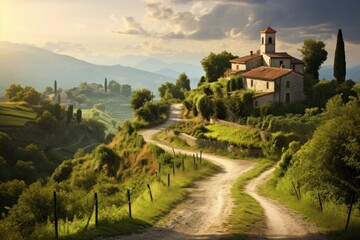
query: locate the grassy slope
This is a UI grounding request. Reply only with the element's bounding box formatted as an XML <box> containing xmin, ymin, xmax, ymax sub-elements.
<box><xmin>55</xmin><ymin>158</ymin><xmax>220</xmax><ymax>240</ymax></box>
<box><xmin>204</xmin><ymin>124</ymin><xmax>262</xmax><ymax>148</ymax></box>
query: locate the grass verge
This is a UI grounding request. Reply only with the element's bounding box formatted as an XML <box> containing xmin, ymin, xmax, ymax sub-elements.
<box><xmin>258</xmin><ymin>168</ymin><xmax>360</xmax><ymax>240</ymax></box>
<box><xmin>222</xmin><ymin>159</ymin><xmax>274</xmax><ymax>239</ymax></box>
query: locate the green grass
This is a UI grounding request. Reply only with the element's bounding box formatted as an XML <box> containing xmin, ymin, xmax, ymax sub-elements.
<box><xmin>204</xmin><ymin>124</ymin><xmax>262</xmax><ymax>148</ymax></box>
<box><xmin>45</xmin><ymin>158</ymin><xmax>220</xmax><ymax>240</ymax></box>
<box><xmin>0</xmin><ymin>102</ymin><xmax>37</xmax><ymax>126</ymax></box>
<box><xmin>259</xmin><ymin>169</ymin><xmax>360</xmax><ymax>240</ymax></box>
<box><xmin>223</xmin><ymin>159</ymin><xmax>274</xmax><ymax>239</ymax></box>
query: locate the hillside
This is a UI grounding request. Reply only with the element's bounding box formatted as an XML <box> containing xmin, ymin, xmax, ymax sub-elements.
<box><xmin>0</xmin><ymin>42</ymin><xmax>174</xmax><ymax>95</ymax></box>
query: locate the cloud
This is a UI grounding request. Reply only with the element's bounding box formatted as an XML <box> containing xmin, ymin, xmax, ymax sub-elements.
<box><xmin>43</xmin><ymin>41</ymin><xmax>91</xmax><ymax>55</ymax></box>
<box><xmin>109</xmin><ymin>14</ymin><xmax>119</xmax><ymax>22</ymax></box>
<box><xmin>116</xmin><ymin>16</ymin><xmax>150</xmax><ymax>36</ymax></box>
<box><xmin>116</xmin><ymin>0</ymin><xmax>360</xmax><ymax>45</ymax></box>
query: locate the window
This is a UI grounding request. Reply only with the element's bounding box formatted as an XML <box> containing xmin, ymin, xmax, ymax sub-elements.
<box><xmin>268</xmin><ymin>37</ymin><xmax>272</xmax><ymax>44</ymax></box>
<box><xmin>266</xmin><ymin>82</ymin><xmax>269</xmax><ymax>89</ymax></box>
<box><xmin>286</xmin><ymin>93</ymin><xmax>290</xmax><ymax>103</ymax></box>
<box><xmin>286</xmin><ymin>81</ymin><xmax>290</xmax><ymax>88</ymax></box>
<box><xmin>262</xmin><ymin>37</ymin><xmax>264</xmax><ymax>44</ymax></box>
<box><xmin>251</xmin><ymin>79</ymin><xmax>253</xmax><ymax>87</ymax></box>
<box><xmin>280</xmin><ymin>60</ymin><xmax>283</xmax><ymax>65</ymax></box>
<box><xmin>236</xmin><ymin>65</ymin><xmax>239</xmax><ymax>70</ymax></box>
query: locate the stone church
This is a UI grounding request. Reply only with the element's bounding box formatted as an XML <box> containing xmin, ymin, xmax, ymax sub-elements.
<box><xmin>226</xmin><ymin>26</ymin><xmax>305</xmax><ymax>107</ymax></box>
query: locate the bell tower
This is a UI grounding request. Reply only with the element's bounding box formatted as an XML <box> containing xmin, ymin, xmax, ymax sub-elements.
<box><xmin>260</xmin><ymin>26</ymin><xmax>276</xmax><ymax>54</ymax></box>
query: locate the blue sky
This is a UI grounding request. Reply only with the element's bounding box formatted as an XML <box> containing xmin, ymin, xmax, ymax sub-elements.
<box><xmin>1</xmin><ymin>0</ymin><xmax>359</xmax><ymax>66</ymax></box>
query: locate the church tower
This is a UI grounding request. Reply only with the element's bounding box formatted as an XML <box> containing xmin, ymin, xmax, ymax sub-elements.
<box><xmin>260</xmin><ymin>26</ymin><xmax>276</xmax><ymax>53</ymax></box>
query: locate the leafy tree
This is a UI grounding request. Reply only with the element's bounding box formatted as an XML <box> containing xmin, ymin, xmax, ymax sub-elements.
<box><xmin>5</xmin><ymin>84</ymin><xmax>23</xmax><ymax>101</ymax></box>
<box><xmin>121</xmin><ymin>84</ymin><xmax>132</xmax><ymax>97</ymax></box>
<box><xmin>201</xmin><ymin>51</ymin><xmax>237</xmax><ymax>82</ymax></box>
<box><xmin>36</xmin><ymin>110</ymin><xmax>58</xmax><ymax>133</ymax></box>
<box><xmin>76</xmin><ymin>109</ymin><xmax>82</xmax><ymax>124</ymax></box>
<box><xmin>213</xmin><ymin>98</ymin><xmax>227</xmax><ymax>119</ymax></box>
<box><xmin>0</xmin><ymin>180</ymin><xmax>26</xmax><ymax>216</ymax></box>
<box><xmin>130</xmin><ymin>89</ymin><xmax>154</xmax><ymax>110</ymax></box>
<box><xmin>44</xmin><ymin>86</ymin><xmax>53</xmax><ymax>94</ymax></box>
<box><xmin>299</xmin><ymin>39</ymin><xmax>328</xmax><ymax>80</ymax></box>
<box><xmin>108</xmin><ymin>80</ymin><xmax>121</xmax><ymax>94</ymax></box>
<box><xmin>159</xmin><ymin>82</ymin><xmax>176</xmax><ymax>98</ymax></box>
<box><xmin>66</xmin><ymin>104</ymin><xmax>74</xmax><ymax>125</ymax></box>
<box><xmin>311</xmin><ymin>80</ymin><xmax>336</xmax><ymax>108</ymax></box>
<box><xmin>175</xmin><ymin>72</ymin><xmax>191</xmax><ymax>91</ymax></box>
<box><xmin>196</xmin><ymin>94</ymin><xmax>213</xmax><ymax>121</ymax></box>
<box><xmin>334</xmin><ymin>29</ymin><xmax>346</xmax><ymax>84</ymax></box>
<box><xmin>288</xmin><ymin>96</ymin><xmax>360</xmax><ymax>226</ymax></box>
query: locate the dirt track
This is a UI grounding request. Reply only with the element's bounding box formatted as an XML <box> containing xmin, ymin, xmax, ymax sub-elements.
<box><xmin>100</xmin><ymin>104</ymin><xmax>323</xmax><ymax>240</ymax></box>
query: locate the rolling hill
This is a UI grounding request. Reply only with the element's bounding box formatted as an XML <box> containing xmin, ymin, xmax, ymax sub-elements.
<box><xmin>0</xmin><ymin>42</ymin><xmax>174</xmax><ymax>96</ymax></box>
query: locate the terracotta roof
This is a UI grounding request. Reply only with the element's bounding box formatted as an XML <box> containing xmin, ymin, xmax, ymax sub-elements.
<box><xmin>260</xmin><ymin>26</ymin><xmax>277</xmax><ymax>33</ymax></box>
<box><xmin>230</xmin><ymin>53</ymin><xmax>261</xmax><ymax>64</ymax></box>
<box><xmin>242</xmin><ymin>66</ymin><xmax>293</xmax><ymax>81</ymax></box>
<box><xmin>291</xmin><ymin>57</ymin><xmax>303</xmax><ymax>64</ymax></box>
<box><xmin>264</xmin><ymin>52</ymin><xmax>292</xmax><ymax>59</ymax></box>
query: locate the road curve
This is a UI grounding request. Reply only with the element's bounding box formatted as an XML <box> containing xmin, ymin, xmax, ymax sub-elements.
<box><xmin>100</xmin><ymin>104</ymin><xmax>323</xmax><ymax>240</ymax></box>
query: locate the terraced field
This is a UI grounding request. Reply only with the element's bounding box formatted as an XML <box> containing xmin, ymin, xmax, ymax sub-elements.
<box><xmin>0</xmin><ymin>102</ymin><xmax>37</xmax><ymax>126</ymax></box>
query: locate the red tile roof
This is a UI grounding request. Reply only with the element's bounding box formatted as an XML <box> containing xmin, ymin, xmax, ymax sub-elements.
<box><xmin>230</xmin><ymin>53</ymin><xmax>261</xmax><ymax>63</ymax></box>
<box><xmin>242</xmin><ymin>66</ymin><xmax>292</xmax><ymax>81</ymax></box>
<box><xmin>260</xmin><ymin>26</ymin><xmax>277</xmax><ymax>33</ymax></box>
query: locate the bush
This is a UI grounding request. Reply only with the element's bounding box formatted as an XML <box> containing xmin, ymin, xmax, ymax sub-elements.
<box><xmin>36</xmin><ymin>110</ymin><xmax>58</xmax><ymax>133</ymax></box>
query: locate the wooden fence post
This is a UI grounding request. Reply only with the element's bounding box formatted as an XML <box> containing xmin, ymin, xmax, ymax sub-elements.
<box><xmin>168</xmin><ymin>173</ymin><xmax>170</xmax><ymax>187</ymax></box>
<box><xmin>172</xmin><ymin>161</ymin><xmax>175</xmax><ymax>176</ymax></box>
<box><xmin>127</xmin><ymin>189</ymin><xmax>132</xmax><ymax>218</ymax></box>
<box><xmin>147</xmin><ymin>184</ymin><xmax>153</xmax><ymax>202</ymax></box>
<box><xmin>317</xmin><ymin>192</ymin><xmax>323</xmax><ymax>212</ymax></box>
<box><xmin>182</xmin><ymin>156</ymin><xmax>185</xmax><ymax>171</ymax></box>
<box><xmin>291</xmin><ymin>181</ymin><xmax>300</xmax><ymax>200</ymax></box>
<box><xmin>53</xmin><ymin>191</ymin><xmax>58</xmax><ymax>240</ymax></box>
<box><xmin>94</xmin><ymin>193</ymin><xmax>98</xmax><ymax>227</ymax></box>
<box><xmin>345</xmin><ymin>192</ymin><xmax>356</xmax><ymax>230</ymax></box>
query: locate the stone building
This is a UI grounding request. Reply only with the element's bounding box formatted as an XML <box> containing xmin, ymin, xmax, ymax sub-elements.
<box><xmin>226</xmin><ymin>26</ymin><xmax>305</xmax><ymax>106</ymax></box>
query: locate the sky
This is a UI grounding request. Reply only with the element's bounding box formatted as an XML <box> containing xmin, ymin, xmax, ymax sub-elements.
<box><xmin>1</xmin><ymin>0</ymin><xmax>360</xmax><ymax>67</ymax></box>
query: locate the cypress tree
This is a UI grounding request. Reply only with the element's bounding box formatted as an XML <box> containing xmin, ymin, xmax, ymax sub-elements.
<box><xmin>105</xmin><ymin>78</ymin><xmax>108</xmax><ymax>93</ymax></box>
<box><xmin>54</xmin><ymin>103</ymin><xmax>61</xmax><ymax>121</ymax></box>
<box><xmin>54</xmin><ymin>80</ymin><xmax>57</xmax><ymax>95</ymax></box>
<box><xmin>76</xmin><ymin>109</ymin><xmax>82</xmax><ymax>124</ymax></box>
<box><xmin>334</xmin><ymin>29</ymin><xmax>346</xmax><ymax>84</ymax></box>
<box><xmin>66</xmin><ymin>105</ymin><xmax>73</xmax><ymax>125</ymax></box>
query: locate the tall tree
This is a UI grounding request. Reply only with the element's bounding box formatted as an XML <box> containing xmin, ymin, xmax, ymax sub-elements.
<box><xmin>54</xmin><ymin>80</ymin><xmax>57</xmax><ymax>96</ymax></box>
<box><xmin>334</xmin><ymin>29</ymin><xmax>346</xmax><ymax>84</ymax></box>
<box><xmin>196</xmin><ymin>94</ymin><xmax>213</xmax><ymax>121</ymax></box>
<box><xmin>76</xmin><ymin>109</ymin><xmax>82</xmax><ymax>124</ymax></box>
<box><xmin>201</xmin><ymin>51</ymin><xmax>237</xmax><ymax>82</ymax></box>
<box><xmin>104</xmin><ymin>78</ymin><xmax>108</xmax><ymax>93</ymax></box>
<box><xmin>299</xmin><ymin>39</ymin><xmax>328</xmax><ymax>80</ymax></box>
<box><xmin>66</xmin><ymin>105</ymin><xmax>74</xmax><ymax>125</ymax></box>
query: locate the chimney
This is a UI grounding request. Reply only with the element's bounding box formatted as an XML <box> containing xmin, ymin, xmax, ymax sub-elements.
<box><xmin>250</xmin><ymin>50</ymin><xmax>253</xmax><ymax>55</ymax></box>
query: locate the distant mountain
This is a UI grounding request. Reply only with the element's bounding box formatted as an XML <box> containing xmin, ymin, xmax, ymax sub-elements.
<box><xmin>0</xmin><ymin>42</ymin><xmax>174</xmax><ymax>95</ymax></box>
<box><xmin>319</xmin><ymin>65</ymin><xmax>360</xmax><ymax>82</ymax></box>
<box><xmin>135</xmin><ymin>57</ymin><xmax>204</xmax><ymax>88</ymax></box>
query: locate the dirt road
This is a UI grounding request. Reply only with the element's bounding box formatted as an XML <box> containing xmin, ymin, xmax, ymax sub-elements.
<box><xmin>101</xmin><ymin>104</ymin><xmax>322</xmax><ymax>240</ymax></box>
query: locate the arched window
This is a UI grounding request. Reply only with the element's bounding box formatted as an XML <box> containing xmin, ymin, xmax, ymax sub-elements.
<box><xmin>268</xmin><ymin>37</ymin><xmax>272</xmax><ymax>44</ymax></box>
<box><xmin>262</xmin><ymin>37</ymin><xmax>264</xmax><ymax>44</ymax></box>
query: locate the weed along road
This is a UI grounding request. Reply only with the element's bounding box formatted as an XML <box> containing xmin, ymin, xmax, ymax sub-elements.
<box><xmin>102</xmin><ymin>104</ymin><xmax>322</xmax><ymax>240</ymax></box>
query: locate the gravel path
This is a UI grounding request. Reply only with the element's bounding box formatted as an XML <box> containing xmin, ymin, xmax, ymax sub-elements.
<box><xmin>99</xmin><ymin>104</ymin><xmax>323</xmax><ymax>240</ymax></box>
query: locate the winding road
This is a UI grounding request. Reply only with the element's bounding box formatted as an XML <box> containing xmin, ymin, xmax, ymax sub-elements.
<box><xmin>101</xmin><ymin>104</ymin><xmax>323</xmax><ymax>240</ymax></box>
